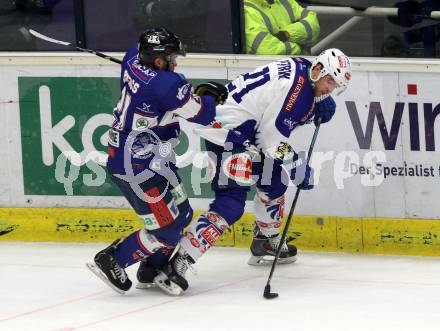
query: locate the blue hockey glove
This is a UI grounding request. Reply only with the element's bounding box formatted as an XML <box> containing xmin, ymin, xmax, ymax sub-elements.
<box><xmin>314</xmin><ymin>95</ymin><xmax>336</xmax><ymax>126</ymax></box>
<box><xmin>289</xmin><ymin>154</ymin><xmax>314</xmax><ymax>190</ymax></box>
<box><xmin>296</xmin><ymin>164</ymin><xmax>314</xmax><ymax>190</ymax></box>
<box><xmin>281</xmin><ymin>149</ymin><xmax>314</xmax><ymax>190</ymax></box>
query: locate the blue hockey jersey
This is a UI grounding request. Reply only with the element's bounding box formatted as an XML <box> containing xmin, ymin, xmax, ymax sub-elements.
<box><xmin>107</xmin><ymin>46</ymin><xmax>217</xmax><ymax>174</ymax></box>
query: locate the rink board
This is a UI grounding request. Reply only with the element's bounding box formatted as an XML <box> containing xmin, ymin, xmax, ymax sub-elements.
<box><xmin>1</xmin><ymin>54</ymin><xmax>440</xmax><ymax>256</ymax></box>
<box><xmin>1</xmin><ymin>208</ymin><xmax>440</xmax><ymax>257</ymax></box>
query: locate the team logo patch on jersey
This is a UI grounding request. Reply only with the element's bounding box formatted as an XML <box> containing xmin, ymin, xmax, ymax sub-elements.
<box><xmin>271</xmin><ymin>142</ymin><xmax>296</xmax><ymax>161</ymax></box>
<box><xmin>222</xmin><ymin>153</ymin><xmax>253</xmax><ymax>184</ymax></box>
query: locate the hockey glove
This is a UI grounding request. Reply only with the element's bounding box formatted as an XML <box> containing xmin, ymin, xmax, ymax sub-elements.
<box><xmin>288</xmin><ymin>153</ymin><xmax>314</xmax><ymax>190</ymax></box>
<box><xmin>296</xmin><ymin>165</ymin><xmax>314</xmax><ymax>190</ymax></box>
<box><xmin>314</xmin><ymin>95</ymin><xmax>336</xmax><ymax>126</ymax></box>
<box><xmin>194</xmin><ymin>81</ymin><xmax>228</xmax><ymax>105</ymax></box>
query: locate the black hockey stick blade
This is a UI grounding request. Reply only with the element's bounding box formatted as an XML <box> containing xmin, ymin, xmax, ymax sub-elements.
<box><xmin>263</xmin><ymin>284</ymin><xmax>279</xmax><ymax>299</ymax></box>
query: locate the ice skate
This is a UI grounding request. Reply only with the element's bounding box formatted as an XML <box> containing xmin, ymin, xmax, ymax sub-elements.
<box><xmin>86</xmin><ymin>239</ymin><xmax>132</xmax><ymax>294</ymax></box>
<box><xmin>248</xmin><ymin>226</ymin><xmax>297</xmax><ymax>266</ymax></box>
<box><xmin>136</xmin><ymin>260</ymin><xmax>159</xmax><ymax>289</ymax></box>
<box><xmin>154</xmin><ymin>249</ymin><xmax>195</xmax><ymax>296</ymax></box>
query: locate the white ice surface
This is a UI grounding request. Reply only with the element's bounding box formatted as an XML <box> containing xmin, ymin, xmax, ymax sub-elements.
<box><xmin>1</xmin><ymin>242</ymin><xmax>440</xmax><ymax>331</ymax></box>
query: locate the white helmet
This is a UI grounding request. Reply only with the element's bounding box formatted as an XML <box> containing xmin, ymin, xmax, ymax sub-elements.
<box><xmin>310</xmin><ymin>48</ymin><xmax>352</xmax><ymax>95</ymax></box>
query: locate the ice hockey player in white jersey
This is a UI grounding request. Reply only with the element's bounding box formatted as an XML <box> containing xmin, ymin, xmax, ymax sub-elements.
<box><xmin>153</xmin><ymin>48</ymin><xmax>352</xmax><ymax>295</ymax></box>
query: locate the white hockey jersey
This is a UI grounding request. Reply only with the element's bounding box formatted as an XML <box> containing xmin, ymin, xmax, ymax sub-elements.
<box><xmin>194</xmin><ymin>57</ymin><xmax>316</xmax><ymax>159</ymax></box>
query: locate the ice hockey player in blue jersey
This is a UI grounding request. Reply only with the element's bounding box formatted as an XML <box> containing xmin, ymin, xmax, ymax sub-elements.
<box><xmin>86</xmin><ymin>28</ymin><xmax>228</xmax><ymax>294</ymax></box>
<box><xmin>154</xmin><ymin>48</ymin><xmax>352</xmax><ymax>295</ymax></box>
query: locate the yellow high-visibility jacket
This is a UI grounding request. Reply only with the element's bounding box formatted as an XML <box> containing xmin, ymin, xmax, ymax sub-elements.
<box><xmin>244</xmin><ymin>0</ymin><xmax>320</xmax><ymax>55</ymax></box>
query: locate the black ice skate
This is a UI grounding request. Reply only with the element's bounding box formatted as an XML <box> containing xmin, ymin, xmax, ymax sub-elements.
<box><xmin>154</xmin><ymin>250</ymin><xmax>195</xmax><ymax>296</ymax></box>
<box><xmin>248</xmin><ymin>226</ymin><xmax>297</xmax><ymax>266</ymax></box>
<box><xmin>86</xmin><ymin>239</ymin><xmax>132</xmax><ymax>294</ymax></box>
<box><xmin>136</xmin><ymin>260</ymin><xmax>159</xmax><ymax>289</ymax></box>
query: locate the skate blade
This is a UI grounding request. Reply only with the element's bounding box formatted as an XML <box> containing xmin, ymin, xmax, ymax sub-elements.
<box><xmin>86</xmin><ymin>262</ymin><xmax>126</xmax><ymax>295</ymax></box>
<box><xmin>135</xmin><ymin>282</ymin><xmax>157</xmax><ymax>289</ymax></box>
<box><xmin>247</xmin><ymin>255</ymin><xmax>297</xmax><ymax>266</ymax></box>
<box><xmin>153</xmin><ymin>272</ymin><xmax>184</xmax><ymax>296</ymax></box>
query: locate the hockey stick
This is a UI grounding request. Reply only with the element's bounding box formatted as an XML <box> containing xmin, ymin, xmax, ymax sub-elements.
<box><xmin>263</xmin><ymin>120</ymin><xmax>321</xmax><ymax>299</ymax></box>
<box><xmin>28</xmin><ymin>29</ymin><xmax>122</xmax><ymax>64</ymax></box>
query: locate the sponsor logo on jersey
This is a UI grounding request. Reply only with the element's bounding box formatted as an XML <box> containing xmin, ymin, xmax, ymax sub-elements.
<box><xmin>145</xmin><ymin>187</ymin><xmax>175</xmax><ymax>228</ymax></box>
<box><xmin>141</xmin><ymin>213</ymin><xmax>160</xmax><ymax>230</ymax></box>
<box><xmin>284</xmin><ymin>75</ymin><xmax>305</xmax><ymax>112</ymax></box>
<box><xmin>132</xmin><ymin>113</ymin><xmax>158</xmax><ymax>130</ymax></box>
<box><xmin>301</xmin><ymin>104</ymin><xmax>315</xmax><ymax>123</ymax></box>
<box><xmin>128</xmin><ymin>56</ymin><xmax>157</xmax><ymax>84</ymax></box>
<box><xmin>186</xmin><ymin>232</ymin><xmax>206</xmax><ymax>253</ymax></box>
<box><xmin>133</xmin><ymin>249</ymin><xmax>148</xmax><ymax>261</ymax></box>
<box><xmin>222</xmin><ymin>153</ymin><xmax>253</xmax><ymax>184</ymax></box>
<box><xmin>136</xmin><ymin>102</ymin><xmax>155</xmax><ymax>114</ymax></box>
<box><xmin>136</xmin><ymin>118</ymin><xmax>149</xmax><ymax>129</ymax></box>
<box><xmin>206</xmin><ymin>212</ymin><xmax>228</xmax><ymax>231</ymax></box>
<box><xmin>176</xmin><ymin>83</ymin><xmax>191</xmax><ymax>101</ymax></box>
<box><xmin>168</xmin><ymin>200</ymin><xmax>179</xmax><ymax>219</ymax></box>
<box><xmin>190</xmin><ymin>236</ymin><xmax>201</xmax><ymax>248</ymax></box>
<box><xmin>201</xmin><ymin>224</ymin><xmax>221</xmax><ymax>245</ymax></box>
<box><xmin>211</xmin><ymin>121</ymin><xmax>222</xmax><ymax>128</ymax></box>
<box><xmin>170</xmin><ymin>184</ymin><xmax>187</xmax><ymax>205</ymax></box>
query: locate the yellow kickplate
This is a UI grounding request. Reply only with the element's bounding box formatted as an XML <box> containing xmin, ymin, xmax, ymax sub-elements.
<box><xmin>337</xmin><ymin>217</ymin><xmax>363</xmax><ymax>253</ymax></box>
<box><xmin>363</xmin><ymin>218</ymin><xmax>440</xmax><ymax>256</ymax></box>
<box><xmin>0</xmin><ymin>208</ymin><xmax>141</xmax><ymax>242</ymax></box>
<box><xmin>233</xmin><ymin>214</ymin><xmax>338</xmax><ymax>252</ymax></box>
<box><xmin>1</xmin><ymin>208</ymin><xmax>440</xmax><ymax>257</ymax></box>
